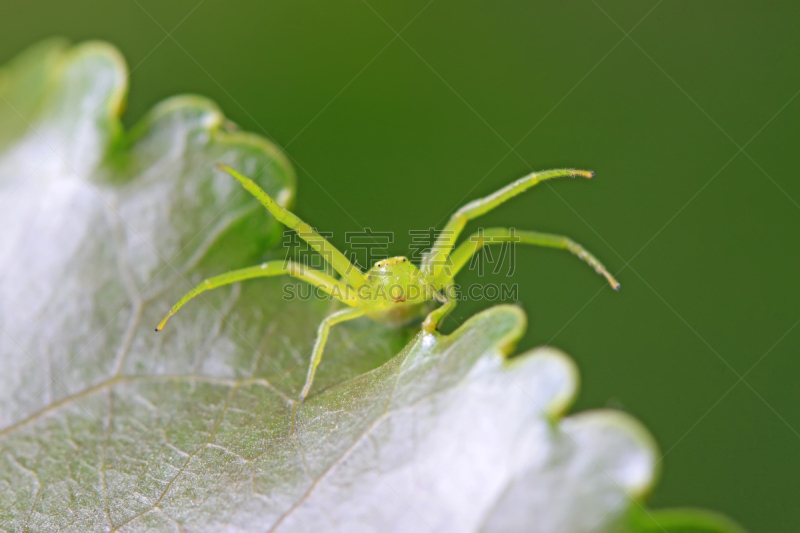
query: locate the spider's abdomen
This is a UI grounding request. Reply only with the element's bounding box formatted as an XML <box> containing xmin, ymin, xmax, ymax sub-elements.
<box><xmin>366</xmin><ymin>300</ymin><xmax>433</xmax><ymax>327</ymax></box>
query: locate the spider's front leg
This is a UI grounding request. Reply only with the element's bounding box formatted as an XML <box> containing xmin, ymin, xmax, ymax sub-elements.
<box><xmin>155</xmin><ymin>260</ymin><xmax>355</xmax><ymax>333</ymax></box>
<box><xmin>423</xmin><ymin>169</ymin><xmax>593</xmax><ymax>279</ymax></box>
<box><xmin>217</xmin><ymin>164</ymin><xmax>366</xmax><ymax>291</ymax></box>
<box><xmin>301</xmin><ymin>307</ymin><xmax>365</xmax><ymax>400</ymax></box>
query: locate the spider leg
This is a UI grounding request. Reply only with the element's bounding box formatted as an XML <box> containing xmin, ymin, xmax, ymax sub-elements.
<box><xmin>422</xmin><ymin>296</ymin><xmax>456</xmax><ymax>334</ymax></box>
<box><xmin>301</xmin><ymin>307</ymin><xmax>366</xmax><ymax>400</ymax></box>
<box><xmin>423</xmin><ymin>169</ymin><xmax>593</xmax><ymax>279</ymax></box>
<box><xmin>217</xmin><ymin>164</ymin><xmax>366</xmax><ymax>290</ymax></box>
<box><xmin>155</xmin><ymin>260</ymin><xmax>356</xmax><ymax>333</ymax></box>
<box><xmin>435</xmin><ymin>227</ymin><xmax>619</xmax><ymax>290</ymax></box>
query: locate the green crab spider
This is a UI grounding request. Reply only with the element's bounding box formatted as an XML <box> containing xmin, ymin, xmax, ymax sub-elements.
<box><xmin>156</xmin><ymin>164</ymin><xmax>619</xmax><ymax>400</ymax></box>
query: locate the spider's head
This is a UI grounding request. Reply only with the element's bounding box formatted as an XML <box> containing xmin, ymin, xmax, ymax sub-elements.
<box><xmin>373</xmin><ymin>256</ymin><xmax>409</xmax><ymax>269</ymax></box>
<box><xmin>372</xmin><ymin>256</ymin><xmax>415</xmax><ymax>282</ymax></box>
<box><xmin>367</xmin><ymin>256</ymin><xmax>428</xmax><ymax>304</ymax></box>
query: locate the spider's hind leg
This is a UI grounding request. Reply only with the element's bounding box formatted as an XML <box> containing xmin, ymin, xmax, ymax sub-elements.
<box><xmin>422</xmin><ymin>296</ymin><xmax>456</xmax><ymax>334</ymax></box>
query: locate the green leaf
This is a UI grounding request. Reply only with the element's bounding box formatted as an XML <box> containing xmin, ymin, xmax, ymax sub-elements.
<box><xmin>0</xmin><ymin>41</ymin><xmax>743</xmax><ymax>533</ymax></box>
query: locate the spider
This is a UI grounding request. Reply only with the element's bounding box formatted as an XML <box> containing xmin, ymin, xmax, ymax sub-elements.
<box><xmin>156</xmin><ymin>164</ymin><xmax>619</xmax><ymax>399</ymax></box>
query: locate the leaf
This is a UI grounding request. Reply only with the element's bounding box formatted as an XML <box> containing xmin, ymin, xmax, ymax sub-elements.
<box><xmin>0</xmin><ymin>40</ymin><xmax>743</xmax><ymax>533</ymax></box>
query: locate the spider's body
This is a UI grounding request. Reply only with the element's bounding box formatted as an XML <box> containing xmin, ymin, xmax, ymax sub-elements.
<box><xmin>156</xmin><ymin>165</ymin><xmax>619</xmax><ymax>399</ymax></box>
<box><xmin>362</xmin><ymin>256</ymin><xmax>437</xmax><ymax>324</ymax></box>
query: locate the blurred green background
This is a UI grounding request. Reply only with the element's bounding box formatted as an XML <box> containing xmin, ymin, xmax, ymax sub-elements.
<box><xmin>2</xmin><ymin>1</ymin><xmax>797</xmax><ymax>530</ymax></box>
